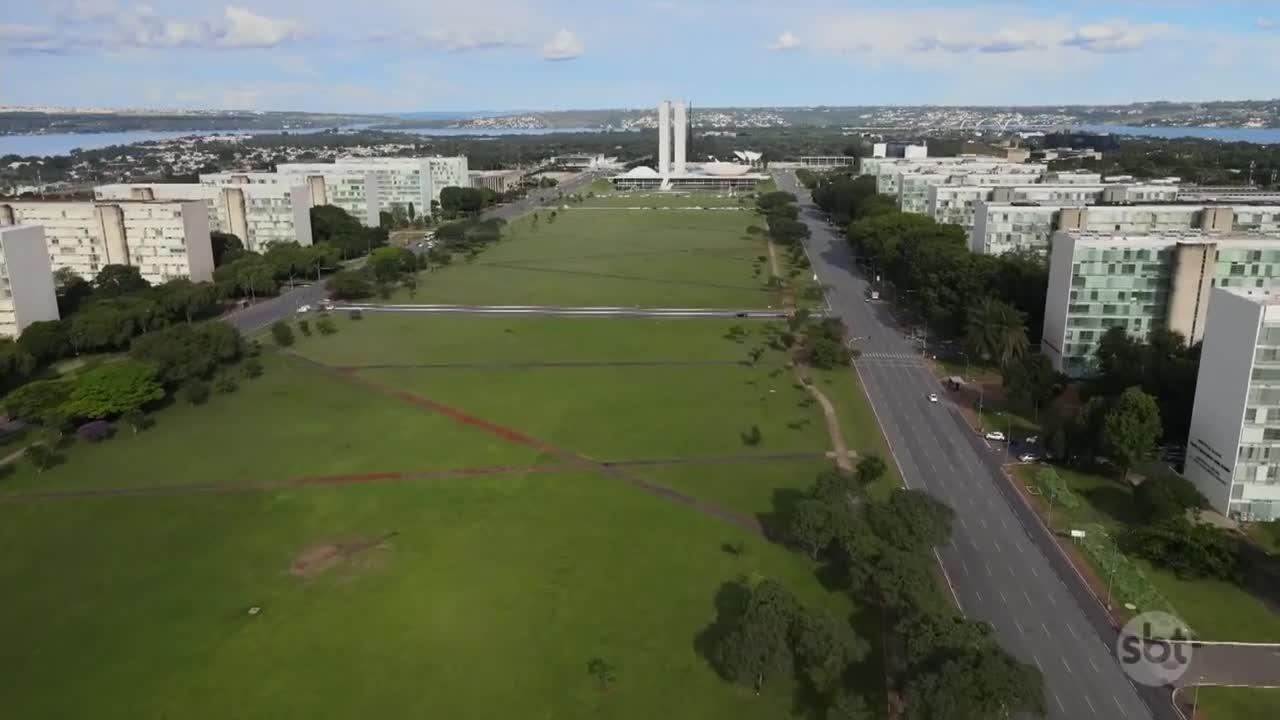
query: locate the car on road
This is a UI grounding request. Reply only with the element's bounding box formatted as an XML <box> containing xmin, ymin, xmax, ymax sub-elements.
<box><xmin>928</xmin><ymin>393</ymin><xmax>939</xmax><ymax>403</ymax></box>
<box><xmin>296</xmin><ymin>304</ymin><xmax>312</xmax><ymax>314</ymax></box>
<box><xmin>1018</xmin><ymin>453</ymin><xmax>1040</xmax><ymax>463</ymax></box>
<box><xmin>984</xmin><ymin>431</ymin><xmax>1006</xmax><ymax>442</ymax></box>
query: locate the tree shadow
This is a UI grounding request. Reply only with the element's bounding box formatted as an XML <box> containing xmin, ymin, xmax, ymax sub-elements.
<box><xmin>1080</xmin><ymin>485</ymin><xmax>1140</xmax><ymax>525</ymax></box>
<box><xmin>692</xmin><ymin>579</ymin><xmax>752</xmax><ymax>679</ymax></box>
<box><xmin>759</xmin><ymin>487</ymin><xmax>804</xmax><ymax>544</ymax></box>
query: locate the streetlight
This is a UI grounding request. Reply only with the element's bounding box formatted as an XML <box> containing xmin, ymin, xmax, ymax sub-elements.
<box><xmin>1191</xmin><ymin>676</ymin><xmax>1205</xmax><ymax>719</ymax></box>
<box><xmin>1105</xmin><ymin>564</ymin><xmax>1115</xmax><ymax>610</ymax></box>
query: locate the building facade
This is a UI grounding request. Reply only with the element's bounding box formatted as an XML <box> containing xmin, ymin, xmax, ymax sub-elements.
<box><xmin>1185</xmin><ymin>287</ymin><xmax>1280</xmax><ymax>522</ymax></box>
<box><xmin>469</xmin><ymin>169</ymin><xmax>526</xmax><ymax>193</ymax></box>
<box><xmin>0</xmin><ymin>225</ymin><xmax>59</xmax><ymax>339</ymax></box>
<box><xmin>0</xmin><ymin>200</ymin><xmax>214</xmax><ymax>284</ymax></box>
<box><xmin>1041</xmin><ymin>231</ymin><xmax>1280</xmax><ymax>376</ymax></box>
<box><xmin>972</xmin><ymin>201</ymin><xmax>1280</xmax><ymax>256</ymax></box>
<box><xmin>194</xmin><ymin>174</ymin><xmax>315</xmax><ymax>250</ymax></box>
<box><xmin>859</xmin><ymin>156</ymin><xmax>1047</xmax><ymax>196</ymax></box>
<box><xmin>273</xmin><ymin>164</ymin><xmax>381</xmax><ymax>227</ymax></box>
<box><xmin>896</xmin><ymin>169</ymin><xmax>1047</xmax><ymax>215</ymax></box>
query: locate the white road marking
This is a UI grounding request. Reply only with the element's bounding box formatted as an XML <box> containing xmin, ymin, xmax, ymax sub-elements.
<box><xmin>1084</xmin><ymin>695</ymin><xmax>1097</xmax><ymax>716</ymax></box>
<box><xmin>998</xmin><ymin>590</ymin><xmax>1008</xmax><ymax>605</ymax></box>
<box><xmin>1023</xmin><ymin>589</ymin><xmax>1034</xmax><ymax>607</ymax></box>
<box><xmin>985</xmin><ymin>562</ymin><xmax>993</xmax><ymax>577</ymax></box>
<box><xmin>1062</xmin><ymin>657</ymin><xmax>1075</xmax><ymax>675</ymax></box>
<box><xmin>1033</xmin><ymin>654</ymin><xmax>1044</xmax><ymax>671</ymax></box>
<box><xmin>1030</xmin><ymin>564</ymin><xmax>1039</xmax><ymax>578</ymax></box>
<box><xmin>993</xmin><ymin>537</ymin><xmax>1002</xmax><ymax>552</ymax></box>
<box><xmin>1014</xmin><ymin>618</ymin><xmax>1025</xmax><ymax>634</ymax></box>
<box><xmin>960</xmin><ymin>559</ymin><xmax>970</xmax><ymax>575</ymax></box>
<box><xmin>1088</xmin><ymin>656</ymin><xmax>1100</xmax><ymax>673</ymax></box>
<box><xmin>1053</xmin><ymin>692</ymin><xmax>1067</xmax><ymax>713</ymax></box>
<box><xmin>979</xmin><ymin>517</ymin><xmax>988</xmax><ymax>529</ymax></box>
<box><xmin>1067</xmin><ymin>623</ymin><xmax>1080</xmax><ymax>639</ymax></box>
<box><xmin>1113</xmin><ymin>696</ymin><xmax>1128</xmax><ymax>717</ymax></box>
<box><xmin>1042</xmin><ymin>621</ymin><xmax>1051</xmax><ymax>636</ymax></box>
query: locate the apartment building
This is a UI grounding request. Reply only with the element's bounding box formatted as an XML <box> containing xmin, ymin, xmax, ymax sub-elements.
<box><xmin>1040</xmin><ymin>171</ymin><xmax>1104</xmax><ymax>184</ymax></box>
<box><xmin>1185</xmin><ymin>287</ymin><xmax>1280</xmax><ymax>522</ymax></box>
<box><xmin>333</xmin><ymin>155</ymin><xmax>470</xmax><ymax>206</ymax></box>
<box><xmin>0</xmin><ymin>225</ymin><xmax>59</xmax><ymax>339</ymax></box>
<box><xmin>859</xmin><ymin>155</ymin><xmax>1047</xmax><ymax>195</ymax></box>
<box><xmin>0</xmin><ymin>200</ymin><xmax>214</xmax><ymax>284</ymax></box>
<box><xmin>1041</xmin><ymin>230</ymin><xmax>1280</xmax><ymax>376</ymax></box>
<box><xmin>972</xmin><ymin>200</ymin><xmax>1280</xmax><ymax>256</ymax></box>
<box><xmin>469</xmin><ymin>169</ymin><xmax>526</xmax><ymax>193</ymax></box>
<box><xmin>929</xmin><ymin>183</ymin><xmax>1133</xmax><ymax>229</ymax></box>
<box><xmin>896</xmin><ymin>169</ymin><xmax>1048</xmax><ymax>215</ymax></box>
<box><xmin>197</xmin><ymin>173</ymin><xmax>314</xmax><ymax>250</ymax></box>
<box><xmin>273</xmin><ymin>163</ymin><xmax>381</xmax><ymax>226</ymax></box>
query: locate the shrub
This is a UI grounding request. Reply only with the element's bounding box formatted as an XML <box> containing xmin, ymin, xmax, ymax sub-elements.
<box><xmin>349</xmin><ymin>309</ymin><xmax>364</xmax><ymax>321</ymax></box>
<box><xmin>25</xmin><ymin>444</ymin><xmax>59</xmax><ymax>473</ymax></box>
<box><xmin>76</xmin><ymin>420</ymin><xmax>116</xmax><ymax>443</ymax></box>
<box><xmin>180</xmin><ymin>381</ymin><xmax>211</xmax><ymax>406</ymax></box>
<box><xmin>241</xmin><ymin>358</ymin><xmax>264</xmax><ymax>379</ymax></box>
<box><xmin>297</xmin><ymin>319</ymin><xmax>312</xmax><ymax>337</ymax></box>
<box><xmin>316</xmin><ymin>316</ymin><xmax>337</xmax><ymax>336</ymax></box>
<box><xmin>270</xmin><ymin>321</ymin><xmax>295</xmax><ymax>347</ymax></box>
<box><xmin>215</xmin><ymin>376</ymin><xmax>238</xmax><ymax>394</ymax></box>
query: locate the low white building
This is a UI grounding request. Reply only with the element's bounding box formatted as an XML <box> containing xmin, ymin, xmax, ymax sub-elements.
<box><xmin>99</xmin><ymin>180</ymin><xmax>314</xmax><ymax>250</ymax></box>
<box><xmin>0</xmin><ymin>200</ymin><xmax>214</xmax><ymax>284</ymax></box>
<box><xmin>868</xmin><ymin>157</ymin><xmax>1048</xmax><ymax>196</ymax></box>
<box><xmin>1185</xmin><ymin>287</ymin><xmax>1280</xmax><ymax>521</ymax></box>
<box><xmin>0</xmin><ymin>225</ymin><xmax>59</xmax><ymax>339</ymax></box>
<box><xmin>896</xmin><ymin>169</ymin><xmax>1047</xmax><ymax>215</ymax></box>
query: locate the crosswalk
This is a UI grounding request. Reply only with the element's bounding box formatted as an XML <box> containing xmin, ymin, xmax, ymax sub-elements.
<box><xmin>854</xmin><ymin>351</ymin><xmax>924</xmax><ymax>361</ymax></box>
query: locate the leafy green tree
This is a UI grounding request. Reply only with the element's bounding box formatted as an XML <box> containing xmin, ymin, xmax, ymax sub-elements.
<box><xmin>904</xmin><ymin>646</ymin><xmax>1045</xmax><ymax>720</ymax></box>
<box><xmin>712</xmin><ymin>579</ymin><xmax>800</xmax><ymax>690</ymax></box>
<box><xmin>867</xmin><ymin>489</ymin><xmax>955</xmax><ymax>552</ymax></box>
<box><xmin>130</xmin><ymin>322</ymin><xmax>242</xmax><ymax>385</ymax></box>
<box><xmin>270</xmin><ymin>321</ymin><xmax>295</xmax><ymax>347</ymax></box>
<box><xmin>855</xmin><ymin>454</ymin><xmax>888</xmax><ymax>487</ymax></box>
<box><xmin>871</xmin><ymin>546</ymin><xmax>938</xmax><ymax>612</ymax></box>
<box><xmin>791</xmin><ymin>605</ymin><xmax>868</xmax><ymax>697</ymax></box>
<box><xmin>210</xmin><ymin>231</ymin><xmax>244</xmax><ymax>266</ymax></box>
<box><xmin>61</xmin><ymin>361</ymin><xmax>165</xmax><ymax>420</ymax></box>
<box><xmin>120</xmin><ymin>409</ymin><xmax>152</xmax><ymax>434</ymax></box>
<box><xmin>809</xmin><ymin>468</ymin><xmax>857</xmax><ymax>505</ymax></box>
<box><xmin>367</xmin><ymin>247</ymin><xmax>418</xmax><ymax>283</ymax></box>
<box><xmin>1002</xmin><ymin>354</ymin><xmax>1066</xmax><ymax>414</ymax></box>
<box><xmin>17</xmin><ymin>320</ymin><xmax>69</xmax><ymax>364</ymax></box>
<box><xmin>326</xmin><ymin>269</ymin><xmax>375</xmax><ymax>300</ymax></box>
<box><xmin>1122</xmin><ymin>517</ymin><xmax>1238</xmax><ymax>580</ymax></box>
<box><xmin>1103</xmin><ymin>386</ymin><xmax>1162</xmax><ymax>481</ymax></box>
<box><xmin>0</xmin><ymin>338</ymin><xmax>36</xmax><ymax>393</ymax></box>
<box><xmin>151</xmin><ymin>279</ymin><xmax>220</xmax><ymax>323</ymax></box>
<box><xmin>297</xmin><ymin>319</ymin><xmax>312</xmax><ymax>337</ymax></box>
<box><xmin>241</xmin><ymin>358</ymin><xmax>264</xmax><ymax>379</ymax></box>
<box><xmin>265</xmin><ymin>242</ymin><xmax>309</xmax><ymax>288</ymax></box>
<box><xmin>316</xmin><ymin>316</ymin><xmax>337</xmax><ymax>336</ymax></box>
<box><xmin>25</xmin><ymin>443</ymin><xmax>59</xmax><ymax>473</ymax></box>
<box><xmin>311</xmin><ymin>205</ymin><xmax>386</xmax><ymax>258</ymax></box>
<box><xmin>965</xmin><ymin>297</ymin><xmax>1029</xmax><ymax>368</ymax></box>
<box><xmin>214</xmin><ymin>375</ymin><xmax>238</xmax><ymax>394</ymax></box>
<box><xmin>788</xmin><ymin>499</ymin><xmax>837</xmax><ymax>559</ymax></box>
<box><xmin>93</xmin><ymin>264</ymin><xmax>150</xmax><ymax>297</ymax></box>
<box><xmin>52</xmin><ymin>267</ymin><xmax>94</xmax><ymax>315</ymax></box>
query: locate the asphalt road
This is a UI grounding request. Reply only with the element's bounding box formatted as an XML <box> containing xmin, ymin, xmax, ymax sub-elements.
<box><xmin>330</xmin><ymin>303</ymin><xmax>788</xmax><ymax>319</ymax></box>
<box><xmin>223</xmin><ymin>169</ymin><xmax>605</xmax><ymax>334</ymax></box>
<box><xmin>774</xmin><ymin>171</ymin><xmax>1175</xmax><ymax>720</ymax></box>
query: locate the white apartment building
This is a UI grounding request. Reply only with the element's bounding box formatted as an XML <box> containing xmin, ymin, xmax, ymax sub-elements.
<box><xmin>273</xmin><ymin>163</ymin><xmax>381</xmax><ymax>226</ymax></box>
<box><xmin>0</xmin><ymin>200</ymin><xmax>214</xmax><ymax>284</ymax></box>
<box><xmin>896</xmin><ymin>169</ymin><xmax>1047</xmax><ymax>215</ymax></box>
<box><xmin>1041</xmin><ymin>230</ymin><xmax>1280</xmax><ymax>377</ymax></box>
<box><xmin>1185</xmin><ymin>287</ymin><xmax>1280</xmax><ymax>522</ymax></box>
<box><xmin>334</xmin><ymin>155</ymin><xmax>470</xmax><ymax>208</ymax></box>
<box><xmin>859</xmin><ymin>155</ymin><xmax>1048</xmax><ymax>195</ymax></box>
<box><xmin>196</xmin><ymin>173</ymin><xmax>314</xmax><ymax>250</ymax></box>
<box><xmin>972</xmin><ymin>200</ymin><xmax>1280</xmax><ymax>256</ymax></box>
<box><xmin>1040</xmin><ymin>171</ymin><xmax>1104</xmax><ymax>185</ymax></box>
<box><xmin>0</xmin><ymin>225</ymin><xmax>59</xmax><ymax>339</ymax></box>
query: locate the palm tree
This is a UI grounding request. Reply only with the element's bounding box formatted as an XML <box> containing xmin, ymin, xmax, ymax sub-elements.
<box><xmin>965</xmin><ymin>298</ymin><xmax>1029</xmax><ymax>367</ymax></box>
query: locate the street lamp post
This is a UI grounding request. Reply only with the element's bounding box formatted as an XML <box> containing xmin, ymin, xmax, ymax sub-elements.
<box><xmin>1191</xmin><ymin>677</ymin><xmax>1205</xmax><ymax>719</ymax></box>
<box><xmin>1105</xmin><ymin>565</ymin><xmax>1115</xmax><ymax>610</ymax></box>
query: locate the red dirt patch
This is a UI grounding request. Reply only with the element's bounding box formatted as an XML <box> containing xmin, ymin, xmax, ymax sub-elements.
<box><xmin>290</xmin><ymin>532</ymin><xmax>397</xmax><ymax>580</ymax></box>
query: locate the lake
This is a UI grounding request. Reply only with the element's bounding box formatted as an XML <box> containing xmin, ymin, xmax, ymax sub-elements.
<box><xmin>0</xmin><ymin>126</ymin><xmax>602</xmax><ymax>157</ymax></box>
<box><xmin>1071</xmin><ymin>124</ymin><xmax>1280</xmax><ymax>144</ymax></box>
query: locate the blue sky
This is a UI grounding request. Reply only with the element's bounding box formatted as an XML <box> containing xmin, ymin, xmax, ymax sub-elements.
<box><xmin>4</xmin><ymin>0</ymin><xmax>1280</xmax><ymax>112</ymax></box>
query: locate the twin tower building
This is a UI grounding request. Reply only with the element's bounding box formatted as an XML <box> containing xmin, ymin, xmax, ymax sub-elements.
<box><xmin>656</xmin><ymin>100</ymin><xmax>691</xmax><ymax>181</ymax></box>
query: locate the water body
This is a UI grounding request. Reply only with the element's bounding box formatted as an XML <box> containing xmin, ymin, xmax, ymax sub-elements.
<box><xmin>379</xmin><ymin>126</ymin><xmax>601</xmax><ymax>137</ymax></box>
<box><xmin>1071</xmin><ymin>124</ymin><xmax>1280</xmax><ymax>144</ymax></box>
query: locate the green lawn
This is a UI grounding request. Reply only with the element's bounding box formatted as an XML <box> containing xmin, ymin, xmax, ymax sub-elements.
<box><xmin>291</xmin><ymin>313</ymin><xmax>786</xmax><ymax>367</ymax></box>
<box><xmin>639</xmin><ymin>458</ymin><xmax>835</xmax><ymax>520</ymax></box>
<box><xmin>358</xmin><ymin>365</ymin><xmax>834</xmax><ymax>460</ymax></box>
<box><xmin>812</xmin><ymin>370</ymin><xmax>903</xmax><ymax>496</ymax></box>
<box><xmin>578</xmin><ymin>193</ymin><xmax>753</xmax><ymax>208</ymax></box>
<box><xmin>0</xmin><ymin>473</ymin><xmax>861</xmax><ymax>720</ymax></box>
<box><xmin>1014</xmin><ymin>464</ymin><xmax>1280</xmax><ymax>642</ymax></box>
<box><xmin>395</xmin><ymin>208</ymin><xmax>777</xmax><ymax>307</ymax></box>
<box><xmin>0</xmin><ymin>354</ymin><xmax>546</xmax><ymax>496</ymax></box>
<box><xmin>1196</xmin><ymin>687</ymin><xmax>1280</xmax><ymax>720</ymax></box>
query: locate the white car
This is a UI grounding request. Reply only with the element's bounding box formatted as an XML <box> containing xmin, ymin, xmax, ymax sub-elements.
<box><xmin>985</xmin><ymin>431</ymin><xmax>1007</xmax><ymax>442</ymax></box>
<box><xmin>1019</xmin><ymin>453</ymin><xmax>1040</xmax><ymax>463</ymax></box>
<box><xmin>295</xmin><ymin>304</ymin><xmax>312</xmax><ymax>314</ymax></box>
<box><xmin>928</xmin><ymin>393</ymin><xmax>939</xmax><ymax>403</ymax></box>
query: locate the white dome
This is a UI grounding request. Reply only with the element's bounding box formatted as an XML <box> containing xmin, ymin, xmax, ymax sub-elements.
<box><xmin>622</xmin><ymin>166</ymin><xmax>659</xmax><ymax>178</ymax></box>
<box><xmin>700</xmin><ymin>162</ymin><xmax>752</xmax><ymax>177</ymax></box>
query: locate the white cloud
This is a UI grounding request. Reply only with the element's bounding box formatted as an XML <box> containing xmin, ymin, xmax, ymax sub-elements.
<box><xmin>769</xmin><ymin>31</ymin><xmax>801</xmax><ymax>51</ymax></box>
<box><xmin>1259</xmin><ymin>18</ymin><xmax>1277</xmax><ymax>30</ymax></box>
<box><xmin>218</xmin><ymin>6</ymin><xmax>302</xmax><ymax>48</ymax></box>
<box><xmin>383</xmin><ymin>27</ymin><xmax>524</xmax><ymax>53</ymax></box>
<box><xmin>541</xmin><ymin>29</ymin><xmax>583</xmax><ymax>60</ymax></box>
<box><xmin>1060</xmin><ymin>24</ymin><xmax>1151</xmax><ymax>53</ymax></box>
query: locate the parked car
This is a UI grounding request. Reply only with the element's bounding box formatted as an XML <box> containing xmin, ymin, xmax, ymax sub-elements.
<box><xmin>1018</xmin><ymin>453</ymin><xmax>1040</xmax><ymax>463</ymax></box>
<box><xmin>295</xmin><ymin>304</ymin><xmax>312</xmax><ymax>314</ymax></box>
<box><xmin>985</xmin><ymin>431</ymin><xmax>1007</xmax><ymax>442</ymax></box>
<box><xmin>928</xmin><ymin>393</ymin><xmax>939</xmax><ymax>403</ymax></box>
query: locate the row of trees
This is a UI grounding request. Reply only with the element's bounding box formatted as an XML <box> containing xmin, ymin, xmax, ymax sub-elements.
<box><xmin>726</xmin><ymin>463</ymin><xmax>1047</xmax><ymax>719</ymax></box>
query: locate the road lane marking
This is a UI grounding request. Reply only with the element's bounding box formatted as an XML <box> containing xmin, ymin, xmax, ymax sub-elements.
<box><xmin>998</xmin><ymin>590</ymin><xmax>1008</xmax><ymax>605</ymax></box>
<box><xmin>1053</xmin><ymin>692</ymin><xmax>1066</xmax><ymax>713</ymax></box>
<box><xmin>1030</xmin><ymin>564</ymin><xmax>1039</xmax><ymax>578</ymax></box>
<box><xmin>1084</xmin><ymin>695</ymin><xmax>1097</xmax><ymax>716</ymax></box>
<box><xmin>979</xmin><ymin>517</ymin><xmax>988</xmax><ymax>529</ymax></box>
<box><xmin>960</xmin><ymin>559</ymin><xmax>969</xmax><ymax>575</ymax></box>
<box><xmin>1033</xmin><ymin>654</ymin><xmax>1043</xmax><ymax>670</ymax></box>
<box><xmin>1113</xmin><ymin>696</ymin><xmax>1128</xmax><ymax>717</ymax></box>
<box><xmin>1062</xmin><ymin>657</ymin><xmax>1075</xmax><ymax>675</ymax></box>
<box><xmin>1042</xmin><ymin>621</ymin><xmax>1051</xmax><ymax>636</ymax></box>
<box><xmin>1014</xmin><ymin>618</ymin><xmax>1025</xmax><ymax>634</ymax></box>
<box><xmin>992</xmin><ymin>537</ymin><xmax>1002</xmax><ymax>552</ymax></box>
<box><xmin>1088</xmin><ymin>656</ymin><xmax>1100</xmax><ymax>673</ymax></box>
<box><xmin>1023</xmin><ymin>589</ymin><xmax>1034</xmax><ymax>607</ymax></box>
<box><xmin>985</xmin><ymin>562</ymin><xmax>993</xmax><ymax>577</ymax></box>
<box><xmin>1067</xmin><ymin>623</ymin><xmax>1080</xmax><ymax>639</ymax></box>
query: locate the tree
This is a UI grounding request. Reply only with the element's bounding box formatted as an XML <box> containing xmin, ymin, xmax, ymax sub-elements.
<box><xmin>855</xmin><ymin>454</ymin><xmax>888</xmax><ymax>487</ymax></box>
<box><xmin>25</xmin><ymin>443</ymin><xmax>59</xmax><ymax>474</ymax></box>
<box><xmin>52</xmin><ymin>267</ymin><xmax>93</xmax><ymax>315</ymax></box>
<box><xmin>61</xmin><ymin>361</ymin><xmax>165</xmax><ymax>420</ymax></box>
<box><xmin>130</xmin><ymin>322</ymin><xmax>242</xmax><ymax>386</ymax></box>
<box><xmin>214</xmin><ymin>375</ymin><xmax>238</xmax><ymax>394</ymax></box>
<box><xmin>904</xmin><ymin>646</ymin><xmax>1045</xmax><ymax>720</ymax></box>
<box><xmin>121</xmin><ymin>409</ymin><xmax>152</xmax><ymax>434</ymax></box>
<box><xmin>1002</xmin><ymin>354</ymin><xmax>1065</xmax><ymax>414</ymax></box>
<box><xmin>151</xmin><ymin>279</ymin><xmax>219</xmax><ymax>324</ymax></box>
<box><xmin>964</xmin><ymin>297</ymin><xmax>1029</xmax><ymax>368</ymax></box>
<box><xmin>210</xmin><ymin>231</ymin><xmax>244</xmax><ymax>266</ymax></box>
<box><xmin>1103</xmin><ymin>386</ymin><xmax>1162</xmax><ymax>481</ymax></box>
<box><xmin>17</xmin><ymin>320</ymin><xmax>69</xmax><ymax>364</ymax></box>
<box><xmin>1134</xmin><ymin>471</ymin><xmax>1206</xmax><ymax>522</ymax></box>
<box><xmin>1123</xmin><ymin>517</ymin><xmax>1238</xmax><ymax>580</ymax></box>
<box><xmin>270</xmin><ymin>321</ymin><xmax>295</xmax><ymax>347</ymax></box>
<box><xmin>180</xmin><ymin>381</ymin><xmax>211</xmax><ymax>406</ymax></box>
<box><xmin>791</xmin><ymin>606</ymin><xmax>868</xmax><ymax>697</ymax></box>
<box><xmin>809</xmin><ymin>468</ymin><xmax>857</xmax><ymax>506</ymax></box>
<box><xmin>867</xmin><ymin>489</ymin><xmax>955</xmax><ymax>552</ymax></box>
<box><xmin>788</xmin><ymin>499</ymin><xmax>837</xmax><ymax>559</ymax></box>
<box><xmin>311</xmin><ymin>205</ymin><xmax>385</xmax><ymax>258</ymax></box>
<box><xmin>265</xmin><ymin>242</ymin><xmax>309</xmax><ymax>288</ymax></box>
<box><xmin>0</xmin><ymin>339</ymin><xmax>36</xmax><ymax>393</ymax></box>
<box><xmin>872</xmin><ymin>546</ymin><xmax>938</xmax><ymax>611</ymax></box>
<box><xmin>3</xmin><ymin>379</ymin><xmax>74</xmax><ymax>422</ymax></box>
<box><xmin>367</xmin><ymin>247</ymin><xmax>418</xmax><ymax>283</ymax></box>
<box><xmin>316</xmin><ymin>316</ymin><xmax>337</xmax><ymax>336</ymax></box>
<box><xmin>93</xmin><ymin>264</ymin><xmax>150</xmax><ymax>297</ymax></box>
<box><xmin>297</xmin><ymin>319</ymin><xmax>312</xmax><ymax>337</ymax></box>
<box><xmin>241</xmin><ymin>358</ymin><xmax>264</xmax><ymax>379</ymax></box>
<box><xmin>712</xmin><ymin>579</ymin><xmax>800</xmax><ymax>689</ymax></box>
<box><xmin>326</xmin><ymin>269</ymin><xmax>375</xmax><ymax>300</ymax></box>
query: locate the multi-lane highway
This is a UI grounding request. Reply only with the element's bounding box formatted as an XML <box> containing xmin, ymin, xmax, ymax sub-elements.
<box><xmin>224</xmin><ymin>169</ymin><xmax>605</xmax><ymax>334</ymax></box>
<box><xmin>774</xmin><ymin>171</ymin><xmax>1176</xmax><ymax>720</ymax></box>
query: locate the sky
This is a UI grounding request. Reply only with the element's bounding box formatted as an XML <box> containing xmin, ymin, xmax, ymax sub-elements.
<box><xmin>4</xmin><ymin>0</ymin><xmax>1280</xmax><ymax>113</ymax></box>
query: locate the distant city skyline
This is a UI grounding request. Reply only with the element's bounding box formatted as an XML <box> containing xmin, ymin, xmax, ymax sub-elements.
<box><xmin>4</xmin><ymin>0</ymin><xmax>1280</xmax><ymax>113</ymax></box>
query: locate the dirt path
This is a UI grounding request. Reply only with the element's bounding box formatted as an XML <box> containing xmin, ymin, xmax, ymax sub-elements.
<box><xmin>765</xmin><ymin>237</ymin><xmax>854</xmax><ymax>472</ymax></box>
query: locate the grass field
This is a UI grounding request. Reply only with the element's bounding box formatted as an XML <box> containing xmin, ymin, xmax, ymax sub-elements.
<box><xmin>1195</xmin><ymin>687</ymin><xmax>1280</xmax><ymax>720</ymax></box>
<box><xmin>393</xmin><ymin>208</ymin><xmax>777</xmax><ymax>308</ymax></box>
<box><xmin>578</xmin><ymin>193</ymin><xmax>753</xmax><ymax>208</ymax></box>
<box><xmin>0</xmin><ymin>196</ymin><xmax>907</xmax><ymax>718</ymax></box>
